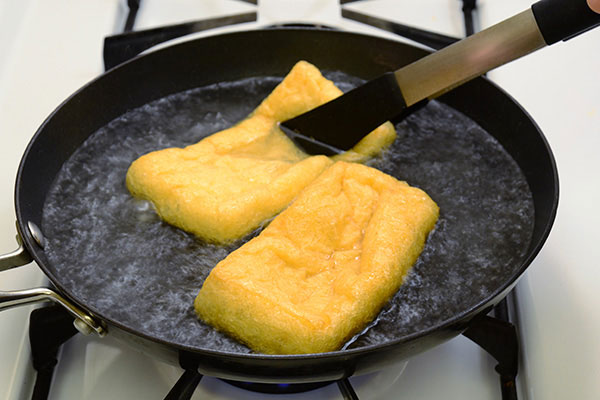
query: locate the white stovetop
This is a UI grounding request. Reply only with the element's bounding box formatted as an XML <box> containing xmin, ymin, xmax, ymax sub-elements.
<box><xmin>0</xmin><ymin>1</ymin><xmax>598</xmax><ymax>399</ymax></box>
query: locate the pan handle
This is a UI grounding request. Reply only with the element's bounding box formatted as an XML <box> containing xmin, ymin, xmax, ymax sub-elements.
<box><xmin>0</xmin><ymin>287</ymin><xmax>107</xmax><ymax>336</ymax></box>
<box><xmin>0</xmin><ymin>225</ymin><xmax>107</xmax><ymax>337</ymax></box>
<box><xmin>0</xmin><ymin>224</ymin><xmax>33</xmax><ymax>272</ymax></box>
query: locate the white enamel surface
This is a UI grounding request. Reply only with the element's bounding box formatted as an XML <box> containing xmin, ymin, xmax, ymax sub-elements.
<box><xmin>481</xmin><ymin>2</ymin><xmax>600</xmax><ymax>399</ymax></box>
<box><xmin>0</xmin><ymin>1</ymin><xmax>598</xmax><ymax>399</ymax></box>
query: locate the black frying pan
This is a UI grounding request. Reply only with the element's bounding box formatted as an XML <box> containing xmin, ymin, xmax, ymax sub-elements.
<box><xmin>4</xmin><ymin>28</ymin><xmax>557</xmax><ymax>383</ymax></box>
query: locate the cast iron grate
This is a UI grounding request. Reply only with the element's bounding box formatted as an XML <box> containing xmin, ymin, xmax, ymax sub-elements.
<box><xmin>28</xmin><ymin>299</ymin><xmax>518</xmax><ymax>400</ymax></box>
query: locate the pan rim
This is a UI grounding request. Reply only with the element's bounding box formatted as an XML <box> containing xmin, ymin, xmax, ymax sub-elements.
<box><xmin>15</xmin><ymin>27</ymin><xmax>559</xmax><ymax>363</ymax></box>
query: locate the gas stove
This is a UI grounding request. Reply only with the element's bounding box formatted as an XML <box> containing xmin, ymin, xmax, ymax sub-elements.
<box><xmin>1</xmin><ymin>1</ymin><xmax>599</xmax><ymax>399</ymax></box>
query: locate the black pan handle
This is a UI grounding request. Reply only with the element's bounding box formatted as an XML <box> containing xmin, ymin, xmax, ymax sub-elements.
<box><xmin>532</xmin><ymin>0</ymin><xmax>600</xmax><ymax>45</ymax></box>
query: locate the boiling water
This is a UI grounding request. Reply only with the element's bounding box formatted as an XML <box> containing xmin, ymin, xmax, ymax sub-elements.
<box><xmin>42</xmin><ymin>73</ymin><xmax>534</xmax><ymax>353</ymax></box>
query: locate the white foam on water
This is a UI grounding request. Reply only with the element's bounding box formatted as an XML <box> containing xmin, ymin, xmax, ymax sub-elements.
<box><xmin>42</xmin><ymin>73</ymin><xmax>534</xmax><ymax>354</ymax></box>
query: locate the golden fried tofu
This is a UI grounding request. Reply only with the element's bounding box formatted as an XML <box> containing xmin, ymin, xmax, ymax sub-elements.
<box><xmin>194</xmin><ymin>161</ymin><xmax>439</xmax><ymax>354</ymax></box>
<box><xmin>126</xmin><ymin>61</ymin><xmax>396</xmax><ymax>243</ymax></box>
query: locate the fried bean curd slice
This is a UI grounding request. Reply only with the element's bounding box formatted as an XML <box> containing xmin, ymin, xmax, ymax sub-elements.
<box><xmin>126</xmin><ymin>61</ymin><xmax>396</xmax><ymax>243</ymax></box>
<box><xmin>195</xmin><ymin>161</ymin><xmax>439</xmax><ymax>354</ymax></box>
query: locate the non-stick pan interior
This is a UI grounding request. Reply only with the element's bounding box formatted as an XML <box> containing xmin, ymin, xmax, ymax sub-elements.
<box><xmin>40</xmin><ymin>68</ymin><xmax>535</xmax><ymax>354</ymax></box>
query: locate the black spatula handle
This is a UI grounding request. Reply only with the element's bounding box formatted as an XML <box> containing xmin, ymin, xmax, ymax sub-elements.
<box><xmin>532</xmin><ymin>0</ymin><xmax>600</xmax><ymax>45</ymax></box>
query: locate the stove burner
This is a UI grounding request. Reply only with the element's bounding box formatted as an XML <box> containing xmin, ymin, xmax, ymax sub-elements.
<box><xmin>221</xmin><ymin>380</ymin><xmax>333</xmax><ymax>394</ymax></box>
<box><xmin>167</xmin><ymin>352</ymin><xmax>360</xmax><ymax>399</ymax></box>
<box><xmin>266</xmin><ymin>22</ymin><xmax>337</xmax><ymax>30</ymax></box>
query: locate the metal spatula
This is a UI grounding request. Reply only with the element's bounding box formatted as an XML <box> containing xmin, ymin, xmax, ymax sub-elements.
<box><xmin>279</xmin><ymin>0</ymin><xmax>600</xmax><ymax>155</ymax></box>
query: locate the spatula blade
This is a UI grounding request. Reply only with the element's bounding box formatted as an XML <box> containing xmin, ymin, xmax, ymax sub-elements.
<box><xmin>277</xmin><ymin>124</ymin><xmax>344</xmax><ymax>156</ymax></box>
<box><xmin>279</xmin><ymin>72</ymin><xmax>406</xmax><ymax>154</ymax></box>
